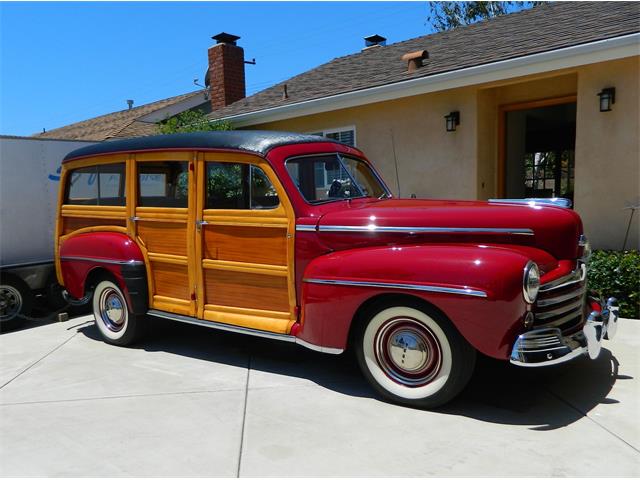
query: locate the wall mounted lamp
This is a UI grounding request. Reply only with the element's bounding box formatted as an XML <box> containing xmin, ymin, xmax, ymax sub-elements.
<box><xmin>445</xmin><ymin>111</ymin><xmax>460</xmax><ymax>132</ymax></box>
<box><xmin>597</xmin><ymin>87</ymin><xmax>615</xmax><ymax>112</ymax></box>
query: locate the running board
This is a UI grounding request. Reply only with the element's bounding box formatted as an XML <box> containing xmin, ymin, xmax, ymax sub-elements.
<box><xmin>146</xmin><ymin>309</ymin><xmax>343</xmax><ymax>354</ymax></box>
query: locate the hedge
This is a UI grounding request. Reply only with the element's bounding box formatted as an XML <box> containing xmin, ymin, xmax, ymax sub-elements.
<box><xmin>587</xmin><ymin>250</ymin><xmax>640</xmax><ymax>319</ymax></box>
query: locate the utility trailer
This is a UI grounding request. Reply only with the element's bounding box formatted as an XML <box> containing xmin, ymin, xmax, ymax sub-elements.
<box><xmin>0</xmin><ymin>136</ymin><xmax>96</xmax><ymax>330</ymax></box>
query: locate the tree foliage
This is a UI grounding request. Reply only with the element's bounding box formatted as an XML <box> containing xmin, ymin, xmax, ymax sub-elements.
<box><xmin>427</xmin><ymin>1</ymin><xmax>539</xmax><ymax>32</ymax></box>
<box><xmin>158</xmin><ymin>109</ymin><xmax>232</xmax><ymax>134</ymax></box>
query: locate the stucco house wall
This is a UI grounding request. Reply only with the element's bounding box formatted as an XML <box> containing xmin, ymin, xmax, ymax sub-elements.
<box><xmin>574</xmin><ymin>56</ymin><xmax>639</xmax><ymax>250</ymax></box>
<box><xmin>252</xmin><ymin>56</ymin><xmax>639</xmax><ymax>250</ymax></box>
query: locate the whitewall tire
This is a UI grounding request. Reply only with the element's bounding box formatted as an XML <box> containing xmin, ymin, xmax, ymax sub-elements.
<box><xmin>93</xmin><ymin>279</ymin><xmax>143</xmax><ymax>346</ymax></box>
<box><xmin>355</xmin><ymin>302</ymin><xmax>475</xmax><ymax>408</ymax></box>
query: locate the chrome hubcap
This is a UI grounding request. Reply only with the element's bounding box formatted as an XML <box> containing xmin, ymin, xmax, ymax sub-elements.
<box><xmin>388</xmin><ymin>330</ymin><xmax>429</xmax><ymax>372</ymax></box>
<box><xmin>374</xmin><ymin>317</ymin><xmax>442</xmax><ymax>387</ymax></box>
<box><xmin>99</xmin><ymin>288</ymin><xmax>125</xmax><ymax>332</ymax></box>
<box><xmin>0</xmin><ymin>285</ymin><xmax>22</xmax><ymax>321</ymax></box>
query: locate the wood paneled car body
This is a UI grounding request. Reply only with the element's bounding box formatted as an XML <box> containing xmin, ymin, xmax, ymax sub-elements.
<box><xmin>56</xmin><ymin>131</ymin><xmax>619</xmax><ymax>407</ymax></box>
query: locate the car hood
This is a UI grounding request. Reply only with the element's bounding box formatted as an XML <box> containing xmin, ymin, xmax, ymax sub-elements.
<box><xmin>315</xmin><ymin>198</ymin><xmax>583</xmax><ymax>261</ymax></box>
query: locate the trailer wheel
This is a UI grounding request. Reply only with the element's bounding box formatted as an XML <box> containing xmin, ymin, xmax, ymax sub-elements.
<box><xmin>0</xmin><ymin>275</ymin><xmax>33</xmax><ymax>332</ymax></box>
<box><xmin>355</xmin><ymin>301</ymin><xmax>475</xmax><ymax>409</ymax></box>
<box><xmin>92</xmin><ymin>279</ymin><xmax>144</xmax><ymax>346</ymax></box>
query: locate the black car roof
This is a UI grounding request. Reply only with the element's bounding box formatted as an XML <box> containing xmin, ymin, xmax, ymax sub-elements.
<box><xmin>62</xmin><ymin>130</ymin><xmax>342</xmax><ymax>162</ymax></box>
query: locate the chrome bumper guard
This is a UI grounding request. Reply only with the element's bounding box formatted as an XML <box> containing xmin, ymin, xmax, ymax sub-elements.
<box><xmin>510</xmin><ymin>297</ymin><xmax>619</xmax><ymax>367</ymax></box>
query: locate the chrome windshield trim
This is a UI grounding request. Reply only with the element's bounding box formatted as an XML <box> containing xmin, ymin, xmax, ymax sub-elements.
<box><xmin>284</xmin><ymin>153</ymin><xmax>392</xmax><ymax>206</ymax></box>
<box><xmin>146</xmin><ymin>310</ymin><xmax>344</xmax><ymax>355</ymax></box>
<box><xmin>488</xmin><ymin>198</ymin><xmax>572</xmax><ymax>208</ymax></box>
<box><xmin>295</xmin><ymin>224</ymin><xmax>317</xmax><ymax>232</ymax></box>
<box><xmin>317</xmin><ymin>225</ymin><xmax>534</xmax><ymax>236</ymax></box>
<box><xmin>303</xmin><ymin>278</ymin><xmax>488</xmax><ymax>298</ymax></box>
<box><xmin>60</xmin><ymin>256</ymin><xmax>144</xmax><ymax>266</ymax></box>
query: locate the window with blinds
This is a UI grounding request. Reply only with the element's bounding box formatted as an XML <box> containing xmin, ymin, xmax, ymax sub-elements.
<box><xmin>310</xmin><ymin>127</ymin><xmax>356</xmax><ymax>147</ymax></box>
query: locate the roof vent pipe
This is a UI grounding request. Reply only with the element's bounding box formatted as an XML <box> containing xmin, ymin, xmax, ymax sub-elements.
<box><xmin>401</xmin><ymin>50</ymin><xmax>429</xmax><ymax>73</ymax></box>
<box><xmin>126</xmin><ymin>99</ymin><xmax>134</xmax><ymax>110</ymax></box>
<box><xmin>363</xmin><ymin>34</ymin><xmax>386</xmax><ymax>51</ymax></box>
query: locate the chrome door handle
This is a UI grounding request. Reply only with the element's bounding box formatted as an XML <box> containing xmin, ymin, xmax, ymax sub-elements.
<box><xmin>195</xmin><ymin>220</ymin><xmax>209</xmax><ymax>231</ymax></box>
<box><xmin>129</xmin><ymin>216</ymin><xmax>140</xmax><ymax>222</ymax></box>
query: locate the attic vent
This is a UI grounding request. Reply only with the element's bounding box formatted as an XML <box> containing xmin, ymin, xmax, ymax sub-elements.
<box><xmin>363</xmin><ymin>34</ymin><xmax>386</xmax><ymax>50</ymax></box>
<box><xmin>402</xmin><ymin>50</ymin><xmax>429</xmax><ymax>73</ymax></box>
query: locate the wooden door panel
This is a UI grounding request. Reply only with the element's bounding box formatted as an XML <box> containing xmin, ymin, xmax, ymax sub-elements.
<box><xmin>137</xmin><ymin>218</ymin><xmax>192</xmax><ymax>315</ymax></box>
<box><xmin>151</xmin><ymin>261</ymin><xmax>190</xmax><ymax>299</ymax></box>
<box><xmin>137</xmin><ymin>221</ymin><xmax>188</xmax><ymax>256</ymax></box>
<box><xmin>195</xmin><ymin>153</ymin><xmax>296</xmax><ymax>334</ymax></box>
<box><xmin>203</xmin><ymin>268</ymin><xmax>289</xmax><ymax>312</ymax></box>
<box><xmin>133</xmin><ymin>155</ymin><xmax>194</xmax><ymax>316</ymax></box>
<box><xmin>203</xmin><ymin>225</ymin><xmax>287</xmax><ymax>265</ymax></box>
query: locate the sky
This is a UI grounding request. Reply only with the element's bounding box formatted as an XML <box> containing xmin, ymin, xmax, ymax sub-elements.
<box><xmin>0</xmin><ymin>1</ymin><xmax>435</xmax><ymax>136</ymax></box>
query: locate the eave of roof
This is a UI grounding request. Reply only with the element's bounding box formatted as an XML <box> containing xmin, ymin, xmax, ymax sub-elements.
<box><xmin>218</xmin><ymin>32</ymin><xmax>639</xmax><ymax>127</ymax></box>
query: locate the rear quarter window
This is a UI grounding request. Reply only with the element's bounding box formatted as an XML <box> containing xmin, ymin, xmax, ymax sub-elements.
<box><xmin>65</xmin><ymin>163</ymin><xmax>126</xmax><ymax>206</ymax></box>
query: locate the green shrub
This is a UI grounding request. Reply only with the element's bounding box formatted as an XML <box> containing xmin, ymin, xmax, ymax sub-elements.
<box><xmin>587</xmin><ymin>250</ymin><xmax>640</xmax><ymax>319</ymax></box>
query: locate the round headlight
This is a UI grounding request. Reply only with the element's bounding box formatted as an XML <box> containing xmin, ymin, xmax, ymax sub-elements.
<box><xmin>523</xmin><ymin>261</ymin><xmax>540</xmax><ymax>304</ymax></box>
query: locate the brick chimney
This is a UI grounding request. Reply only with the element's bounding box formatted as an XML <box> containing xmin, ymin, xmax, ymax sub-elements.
<box><xmin>207</xmin><ymin>32</ymin><xmax>246</xmax><ymax>110</ymax></box>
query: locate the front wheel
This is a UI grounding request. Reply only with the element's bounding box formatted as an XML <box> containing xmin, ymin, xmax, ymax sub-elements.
<box><xmin>355</xmin><ymin>303</ymin><xmax>476</xmax><ymax>409</ymax></box>
<box><xmin>93</xmin><ymin>279</ymin><xmax>144</xmax><ymax>346</ymax></box>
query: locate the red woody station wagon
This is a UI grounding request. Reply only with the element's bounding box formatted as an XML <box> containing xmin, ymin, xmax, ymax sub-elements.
<box><xmin>55</xmin><ymin>131</ymin><xmax>619</xmax><ymax>408</ymax></box>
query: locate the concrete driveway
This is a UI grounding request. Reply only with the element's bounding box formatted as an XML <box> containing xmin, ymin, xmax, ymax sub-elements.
<box><xmin>1</xmin><ymin>315</ymin><xmax>638</xmax><ymax>477</ymax></box>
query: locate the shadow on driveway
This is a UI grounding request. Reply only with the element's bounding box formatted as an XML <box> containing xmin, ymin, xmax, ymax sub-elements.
<box><xmin>76</xmin><ymin>317</ymin><xmax>630</xmax><ymax>430</ymax></box>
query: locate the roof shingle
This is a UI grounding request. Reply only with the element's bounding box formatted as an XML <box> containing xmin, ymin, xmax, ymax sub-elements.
<box><xmin>37</xmin><ymin>91</ymin><xmax>206</xmax><ymax>141</ymax></box>
<box><xmin>209</xmin><ymin>2</ymin><xmax>640</xmax><ymax>120</ymax></box>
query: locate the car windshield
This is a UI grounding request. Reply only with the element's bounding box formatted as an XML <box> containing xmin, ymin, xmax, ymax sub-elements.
<box><xmin>286</xmin><ymin>154</ymin><xmax>388</xmax><ymax>204</ymax></box>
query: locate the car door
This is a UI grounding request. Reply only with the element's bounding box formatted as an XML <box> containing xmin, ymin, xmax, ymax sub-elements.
<box><xmin>133</xmin><ymin>152</ymin><xmax>196</xmax><ymax>316</ymax></box>
<box><xmin>194</xmin><ymin>152</ymin><xmax>296</xmax><ymax>334</ymax></box>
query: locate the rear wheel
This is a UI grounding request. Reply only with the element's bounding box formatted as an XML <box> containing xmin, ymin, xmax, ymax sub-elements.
<box><xmin>355</xmin><ymin>302</ymin><xmax>475</xmax><ymax>409</ymax></box>
<box><xmin>93</xmin><ymin>279</ymin><xmax>144</xmax><ymax>346</ymax></box>
<box><xmin>0</xmin><ymin>275</ymin><xmax>33</xmax><ymax>332</ymax></box>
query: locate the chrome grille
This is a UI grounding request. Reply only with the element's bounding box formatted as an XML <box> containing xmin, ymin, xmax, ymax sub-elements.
<box><xmin>534</xmin><ymin>264</ymin><xmax>587</xmax><ymax>333</ymax></box>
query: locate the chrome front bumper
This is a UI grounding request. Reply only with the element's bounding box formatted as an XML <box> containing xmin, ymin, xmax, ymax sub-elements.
<box><xmin>510</xmin><ymin>297</ymin><xmax>619</xmax><ymax>367</ymax></box>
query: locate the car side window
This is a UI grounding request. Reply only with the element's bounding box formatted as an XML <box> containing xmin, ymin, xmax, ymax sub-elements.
<box><xmin>206</xmin><ymin>162</ymin><xmax>279</xmax><ymax>210</ymax></box>
<box><xmin>66</xmin><ymin>163</ymin><xmax>126</xmax><ymax>206</ymax></box>
<box><xmin>137</xmin><ymin>162</ymin><xmax>188</xmax><ymax>208</ymax></box>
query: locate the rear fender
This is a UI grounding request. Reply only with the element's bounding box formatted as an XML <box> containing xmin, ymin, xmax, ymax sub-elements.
<box><xmin>297</xmin><ymin>244</ymin><xmax>553</xmax><ymax>359</ymax></box>
<box><xmin>58</xmin><ymin>232</ymin><xmax>147</xmax><ymax>314</ymax></box>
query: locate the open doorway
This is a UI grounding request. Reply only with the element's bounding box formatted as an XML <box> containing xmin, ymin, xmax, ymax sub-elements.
<box><xmin>500</xmin><ymin>98</ymin><xmax>577</xmax><ymax>203</ymax></box>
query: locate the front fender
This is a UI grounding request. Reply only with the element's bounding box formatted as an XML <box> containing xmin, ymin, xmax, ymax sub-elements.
<box><xmin>297</xmin><ymin>244</ymin><xmax>554</xmax><ymax>359</ymax></box>
<box><xmin>58</xmin><ymin>232</ymin><xmax>147</xmax><ymax>313</ymax></box>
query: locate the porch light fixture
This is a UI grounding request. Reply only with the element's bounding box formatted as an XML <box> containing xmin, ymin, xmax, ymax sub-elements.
<box><xmin>597</xmin><ymin>87</ymin><xmax>615</xmax><ymax>112</ymax></box>
<box><xmin>445</xmin><ymin>111</ymin><xmax>460</xmax><ymax>132</ymax></box>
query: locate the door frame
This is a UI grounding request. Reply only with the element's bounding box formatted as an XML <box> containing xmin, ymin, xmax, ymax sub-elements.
<box><xmin>131</xmin><ymin>151</ymin><xmax>197</xmax><ymax>316</ymax></box>
<box><xmin>497</xmin><ymin>94</ymin><xmax>577</xmax><ymax>198</ymax></box>
<box><xmin>194</xmin><ymin>151</ymin><xmax>298</xmax><ymax>334</ymax></box>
